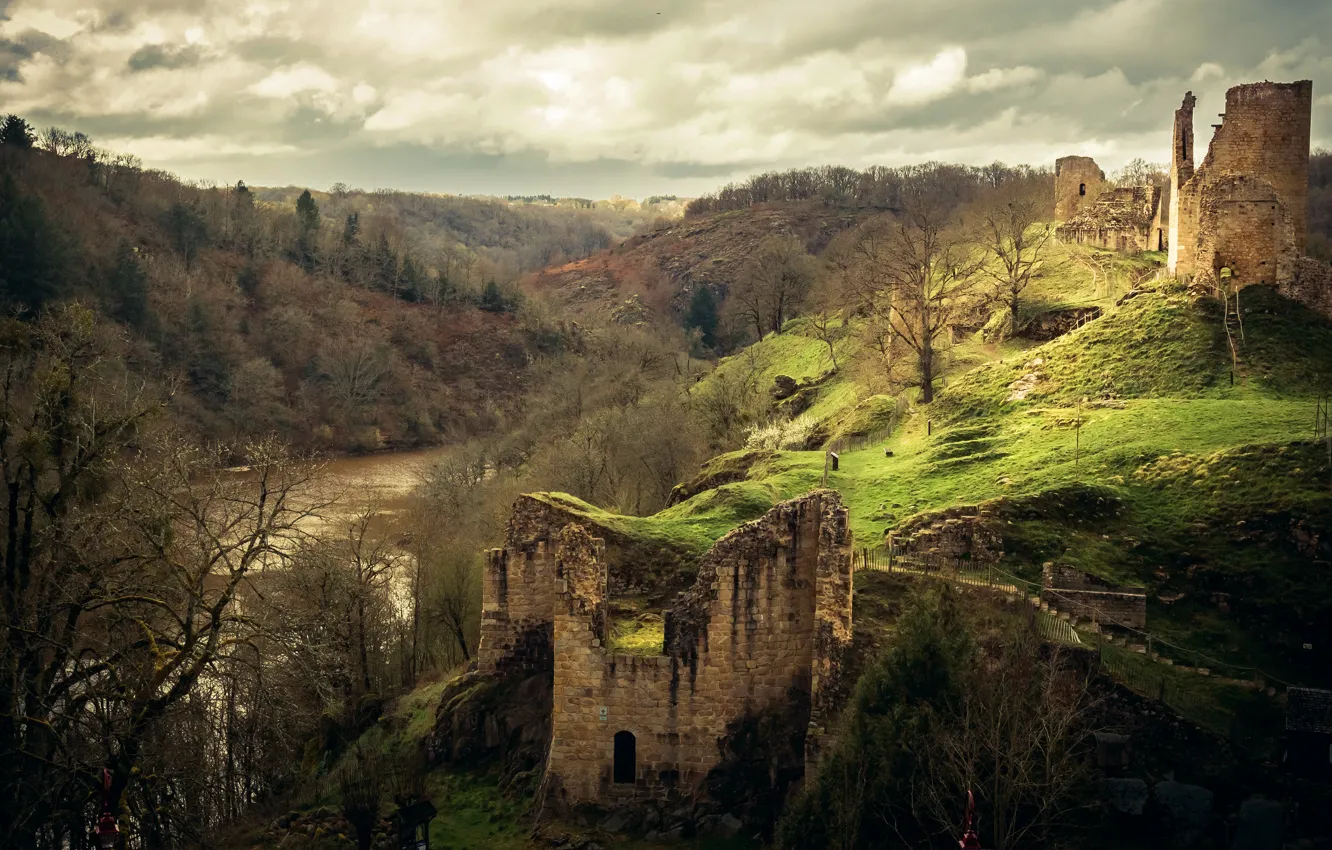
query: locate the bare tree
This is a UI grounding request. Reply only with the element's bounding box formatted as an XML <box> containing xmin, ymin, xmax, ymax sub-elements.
<box><xmin>0</xmin><ymin>305</ymin><xmax>327</xmax><ymax>846</ymax></box>
<box><xmin>847</xmin><ymin>188</ymin><xmax>983</xmax><ymax>402</ymax></box>
<box><xmin>801</xmin><ymin>273</ymin><xmax>846</xmax><ymax>371</ymax></box>
<box><xmin>913</xmin><ymin>632</ymin><xmax>1096</xmax><ymax>850</ymax></box>
<box><xmin>732</xmin><ymin>235</ymin><xmax>819</xmax><ymax>340</ymax></box>
<box><xmin>974</xmin><ymin>188</ymin><xmax>1055</xmax><ymax>337</ymax></box>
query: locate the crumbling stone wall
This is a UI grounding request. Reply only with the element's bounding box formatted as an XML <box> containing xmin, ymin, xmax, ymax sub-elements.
<box><xmin>477</xmin><ymin>493</ymin><xmax>708</xmax><ymax>678</ymax></box>
<box><xmin>1055</xmin><ymin>155</ymin><xmax>1107</xmax><ymax>221</ymax></box>
<box><xmin>478</xmin><ymin>543</ymin><xmax>558</xmax><ymax>676</ymax></box>
<box><xmin>888</xmin><ymin>503</ymin><xmax>1004</xmax><ymax>564</ymax></box>
<box><xmin>539</xmin><ymin>491</ymin><xmax>852</xmax><ymax>807</ymax></box>
<box><xmin>1280</xmin><ymin>257</ymin><xmax>1332</xmax><ymax>319</ymax></box>
<box><xmin>1057</xmin><ymin>186</ymin><xmax>1162</xmax><ymax>252</ymax></box>
<box><xmin>1167</xmin><ymin>81</ymin><xmax>1313</xmax><ymax>291</ymax></box>
<box><xmin>1042</xmin><ymin>565</ymin><xmax>1147</xmax><ymax>630</ymax></box>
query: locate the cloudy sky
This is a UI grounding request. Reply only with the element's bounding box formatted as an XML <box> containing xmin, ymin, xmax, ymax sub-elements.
<box><xmin>2</xmin><ymin>0</ymin><xmax>1330</xmax><ymax>199</ymax></box>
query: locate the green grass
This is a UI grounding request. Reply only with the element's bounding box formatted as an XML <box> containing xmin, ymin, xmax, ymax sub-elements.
<box><xmin>426</xmin><ymin>770</ymin><xmax>529</xmax><ymax>850</ymax></box>
<box><xmin>622</xmin><ymin>280</ymin><xmax>1332</xmax><ymax>683</ymax></box>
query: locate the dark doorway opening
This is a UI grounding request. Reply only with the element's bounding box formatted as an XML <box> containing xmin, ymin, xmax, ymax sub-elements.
<box><xmin>1079</xmin><ymin>183</ymin><xmax>1087</xmax><ymax>196</ymax></box>
<box><xmin>613</xmin><ymin>731</ymin><xmax>636</xmax><ymax>784</ymax></box>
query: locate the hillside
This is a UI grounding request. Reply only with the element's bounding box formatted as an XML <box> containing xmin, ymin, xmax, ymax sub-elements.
<box><xmin>0</xmin><ymin>140</ymin><xmax>573</xmax><ymax>453</ymax></box>
<box><xmin>522</xmin><ymin>202</ymin><xmax>878</xmax><ymax>323</ymax></box>
<box><xmin>640</xmin><ymin>277</ymin><xmax>1332</xmax><ymax>687</ymax></box>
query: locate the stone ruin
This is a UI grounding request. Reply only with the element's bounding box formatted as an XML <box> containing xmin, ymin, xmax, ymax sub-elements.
<box><xmin>1054</xmin><ymin>79</ymin><xmax>1332</xmax><ymax>318</ymax></box>
<box><xmin>1054</xmin><ymin>155</ymin><xmax>1108</xmax><ymax>221</ymax></box>
<box><xmin>1058</xmin><ymin>185</ymin><xmax>1165</xmax><ymax>253</ymax></box>
<box><xmin>1042</xmin><ymin>564</ymin><xmax>1147</xmax><ymax>631</ymax></box>
<box><xmin>1167</xmin><ymin>81</ymin><xmax>1314</xmax><ymax>292</ymax></box>
<box><xmin>463</xmin><ymin>489</ymin><xmax>854</xmax><ymax>812</ymax></box>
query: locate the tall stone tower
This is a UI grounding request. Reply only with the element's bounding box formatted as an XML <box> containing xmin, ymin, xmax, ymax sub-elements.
<box><xmin>1054</xmin><ymin>155</ymin><xmax>1106</xmax><ymax>221</ymax></box>
<box><xmin>1168</xmin><ymin>81</ymin><xmax>1313</xmax><ymax>287</ymax></box>
<box><xmin>1166</xmin><ymin>91</ymin><xmax>1196</xmax><ymax>276</ymax></box>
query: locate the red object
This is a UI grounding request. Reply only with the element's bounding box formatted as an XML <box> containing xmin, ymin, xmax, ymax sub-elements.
<box><xmin>96</xmin><ymin>769</ymin><xmax>119</xmax><ymax>850</ymax></box>
<box><xmin>959</xmin><ymin>789</ymin><xmax>982</xmax><ymax>849</ymax></box>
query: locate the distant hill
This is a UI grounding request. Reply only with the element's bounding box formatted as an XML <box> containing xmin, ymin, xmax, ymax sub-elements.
<box><xmin>522</xmin><ymin>200</ymin><xmax>878</xmax><ymax>322</ymax></box>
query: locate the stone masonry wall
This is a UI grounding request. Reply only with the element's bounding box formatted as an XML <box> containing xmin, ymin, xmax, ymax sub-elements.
<box><xmin>888</xmin><ymin>502</ymin><xmax>1004</xmax><ymax>564</ymax></box>
<box><xmin>1167</xmin><ymin>92</ymin><xmax>1198</xmax><ymax>276</ymax></box>
<box><xmin>1057</xmin><ymin>186</ymin><xmax>1161</xmax><ymax>253</ymax></box>
<box><xmin>478</xmin><ymin>543</ymin><xmax>559</xmax><ymax>676</ymax></box>
<box><xmin>1042</xmin><ymin>565</ymin><xmax>1147</xmax><ymax>630</ymax></box>
<box><xmin>1281</xmin><ymin>257</ymin><xmax>1332</xmax><ymax>320</ymax></box>
<box><xmin>1168</xmin><ymin>81</ymin><xmax>1313</xmax><ymax>290</ymax></box>
<box><xmin>543</xmin><ymin>491</ymin><xmax>853</xmax><ymax>807</ymax></box>
<box><xmin>1055</xmin><ymin>155</ymin><xmax>1107</xmax><ymax>221</ymax></box>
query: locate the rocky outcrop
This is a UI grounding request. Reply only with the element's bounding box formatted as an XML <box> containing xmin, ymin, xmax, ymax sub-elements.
<box><xmin>427</xmin><ymin>668</ymin><xmax>552</xmax><ymax>791</ymax></box>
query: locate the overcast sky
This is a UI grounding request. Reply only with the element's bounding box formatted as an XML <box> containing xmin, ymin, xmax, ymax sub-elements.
<box><xmin>2</xmin><ymin>0</ymin><xmax>1330</xmax><ymax>199</ymax></box>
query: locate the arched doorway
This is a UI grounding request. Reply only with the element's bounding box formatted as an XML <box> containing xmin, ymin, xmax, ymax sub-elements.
<box><xmin>613</xmin><ymin>731</ymin><xmax>636</xmax><ymax>784</ymax></box>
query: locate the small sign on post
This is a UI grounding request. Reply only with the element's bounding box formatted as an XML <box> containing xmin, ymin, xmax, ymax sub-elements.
<box><xmin>830</xmin><ymin>451</ymin><xmax>839</xmax><ymax>472</ymax></box>
<box><xmin>599</xmin><ymin>706</ymin><xmax>608</xmax><ymax>722</ymax></box>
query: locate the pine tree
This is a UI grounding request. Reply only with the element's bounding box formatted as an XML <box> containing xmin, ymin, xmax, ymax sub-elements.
<box><xmin>104</xmin><ymin>241</ymin><xmax>149</xmax><ymax>329</ymax></box>
<box><xmin>164</xmin><ymin>202</ymin><xmax>208</xmax><ymax>271</ymax></box>
<box><xmin>0</xmin><ymin>115</ymin><xmax>35</xmax><ymax>148</ymax></box>
<box><xmin>342</xmin><ymin>212</ymin><xmax>360</xmax><ymax>246</ymax></box>
<box><xmin>684</xmin><ymin>286</ymin><xmax>719</xmax><ymax>348</ymax></box>
<box><xmin>296</xmin><ymin>189</ymin><xmax>320</xmax><ymax>233</ymax></box>
<box><xmin>479</xmin><ymin>280</ymin><xmax>509</xmax><ymax>313</ymax></box>
<box><xmin>0</xmin><ymin>172</ymin><xmax>66</xmax><ymax>309</ymax></box>
<box><xmin>294</xmin><ymin>190</ymin><xmax>321</xmax><ymax>272</ymax></box>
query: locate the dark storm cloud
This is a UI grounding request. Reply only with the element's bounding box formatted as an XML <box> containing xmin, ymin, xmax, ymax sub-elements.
<box><xmin>0</xmin><ymin>0</ymin><xmax>1328</xmax><ymax>196</ymax></box>
<box><xmin>127</xmin><ymin>42</ymin><xmax>201</xmax><ymax>72</ymax></box>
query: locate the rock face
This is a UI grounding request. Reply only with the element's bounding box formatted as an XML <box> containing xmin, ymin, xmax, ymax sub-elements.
<box><xmin>451</xmin><ymin>489</ymin><xmax>854</xmax><ymax>818</ymax></box>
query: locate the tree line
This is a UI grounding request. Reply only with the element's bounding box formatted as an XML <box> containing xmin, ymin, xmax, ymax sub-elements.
<box><xmin>684</xmin><ymin>161</ymin><xmax>1051</xmax><ymax>217</ymax></box>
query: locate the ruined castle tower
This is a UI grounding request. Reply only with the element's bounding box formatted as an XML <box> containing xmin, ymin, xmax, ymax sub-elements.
<box><xmin>1166</xmin><ymin>91</ymin><xmax>1197</xmax><ymax>275</ymax></box>
<box><xmin>1168</xmin><ymin>80</ymin><xmax>1313</xmax><ymax>288</ymax></box>
<box><xmin>1054</xmin><ymin>155</ymin><xmax>1107</xmax><ymax>220</ymax></box>
<box><xmin>472</xmin><ymin>491</ymin><xmax>854</xmax><ymax>808</ymax></box>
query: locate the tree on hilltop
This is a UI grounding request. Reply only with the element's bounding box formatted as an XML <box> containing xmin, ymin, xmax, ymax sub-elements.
<box><xmin>732</xmin><ymin>234</ymin><xmax>818</xmax><ymax>341</ymax></box>
<box><xmin>0</xmin><ymin>114</ymin><xmax>35</xmax><ymax>148</ymax></box>
<box><xmin>974</xmin><ymin>186</ymin><xmax>1055</xmax><ymax>338</ymax></box>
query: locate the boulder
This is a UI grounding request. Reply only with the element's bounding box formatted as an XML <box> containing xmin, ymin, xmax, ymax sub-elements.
<box><xmin>1153</xmin><ymin>780</ymin><xmax>1213</xmax><ymax>847</ymax></box>
<box><xmin>771</xmin><ymin>375</ymin><xmax>798</xmax><ymax>400</ymax></box>
<box><xmin>1105</xmin><ymin>777</ymin><xmax>1150</xmax><ymax>815</ymax></box>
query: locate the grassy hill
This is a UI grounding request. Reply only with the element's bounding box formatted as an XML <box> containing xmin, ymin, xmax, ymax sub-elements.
<box><xmin>604</xmin><ymin>254</ymin><xmax>1332</xmax><ymax>686</ymax></box>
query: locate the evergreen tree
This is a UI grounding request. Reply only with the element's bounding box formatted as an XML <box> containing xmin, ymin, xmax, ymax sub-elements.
<box><xmin>0</xmin><ymin>172</ymin><xmax>66</xmax><ymax>309</ymax></box>
<box><xmin>103</xmin><ymin>241</ymin><xmax>149</xmax><ymax>329</ymax></box>
<box><xmin>684</xmin><ymin>286</ymin><xmax>719</xmax><ymax>348</ymax></box>
<box><xmin>296</xmin><ymin>189</ymin><xmax>320</xmax><ymax>233</ymax></box>
<box><xmin>399</xmin><ymin>253</ymin><xmax>425</xmax><ymax>302</ymax></box>
<box><xmin>163</xmin><ymin>202</ymin><xmax>208</xmax><ymax>271</ymax></box>
<box><xmin>234</xmin><ymin>180</ymin><xmax>253</xmax><ymax>209</ymax></box>
<box><xmin>373</xmin><ymin>233</ymin><xmax>397</xmax><ymax>294</ymax></box>
<box><xmin>479</xmin><ymin>280</ymin><xmax>512</xmax><ymax>313</ymax></box>
<box><xmin>342</xmin><ymin>212</ymin><xmax>360</xmax><ymax>246</ymax></box>
<box><xmin>0</xmin><ymin>115</ymin><xmax>35</xmax><ymax>148</ymax></box>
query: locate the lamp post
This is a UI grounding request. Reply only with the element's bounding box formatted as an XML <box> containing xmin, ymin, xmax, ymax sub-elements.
<box><xmin>95</xmin><ymin>769</ymin><xmax>119</xmax><ymax>850</ymax></box>
<box><xmin>959</xmin><ymin>789</ymin><xmax>982</xmax><ymax>850</ymax></box>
